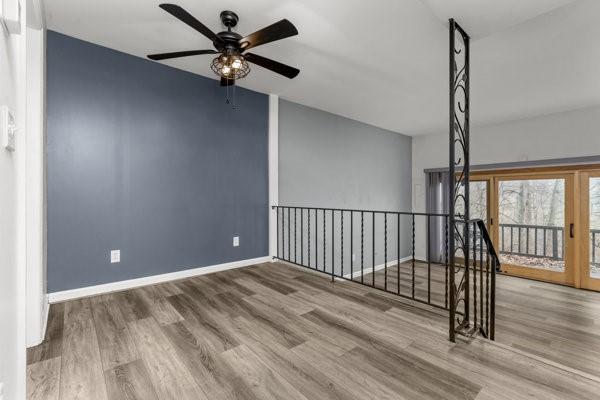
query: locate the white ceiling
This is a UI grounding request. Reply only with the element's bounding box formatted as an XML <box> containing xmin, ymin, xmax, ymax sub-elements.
<box><xmin>44</xmin><ymin>0</ymin><xmax>600</xmax><ymax>136</ymax></box>
<box><xmin>422</xmin><ymin>0</ymin><xmax>578</xmax><ymax>39</ymax></box>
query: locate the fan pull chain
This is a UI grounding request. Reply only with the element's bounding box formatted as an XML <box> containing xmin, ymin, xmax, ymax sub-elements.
<box><xmin>225</xmin><ymin>79</ymin><xmax>230</xmax><ymax>104</ymax></box>
<box><xmin>224</xmin><ymin>78</ymin><xmax>237</xmax><ymax>109</ymax></box>
<box><xmin>232</xmin><ymin>84</ymin><xmax>237</xmax><ymax>110</ymax></box>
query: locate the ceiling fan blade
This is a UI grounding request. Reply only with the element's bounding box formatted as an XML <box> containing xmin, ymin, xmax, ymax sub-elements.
<box><xmin>220</xmin><ymin>77</ymin><xmax>235</xmax><ymax>86</ymax></box>
<box><xmin>159</xmin><ymin>3</ymin><xmax>222</xmax><ymax>44</ymax></box>
<box><xmin>244</xmin><ymin>53</ymin><xmax>299</xmax><ymax>79</ymax></box>
<box><xmin>239</xmin><ymin>19</ymin><xmax>298</xmax><ymax>51</ymax></box>
<box><xmin>147</xmin><ymin>49</ymin><xmax>217</xmax><ymax>61</ymax></box>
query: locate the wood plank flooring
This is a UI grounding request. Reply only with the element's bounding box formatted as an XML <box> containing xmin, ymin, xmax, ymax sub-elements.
<box><xmin>27</xmin><ymin>261</ymin><xmax>600</xmax><ymax>399</ymax></box>
<box><xmin>366</xmin><ymin>260</ymin><xmax>600</xmax><ymax>380</ymax></box>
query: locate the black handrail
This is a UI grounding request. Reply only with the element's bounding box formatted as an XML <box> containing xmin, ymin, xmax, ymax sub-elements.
<box><xmin>272</xmin><ymin>204</ymin><xmax>449</xmax><ymax>217</ymax></box>
<box><xmin>477</xmin><ymin>220</ymin><xmax>500</xmax><ymax>266</ymax></box>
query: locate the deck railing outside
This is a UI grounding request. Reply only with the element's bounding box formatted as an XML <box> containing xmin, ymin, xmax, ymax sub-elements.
<box><xmin>591</xmin><ymin>229</ymin><xmax>600</xmax><ymax>267</ymax></box>
<box><xmin>499</xmin><ymin>223</ymin><xmax>564</xmax><ymax>260</ymax></box>
<box><xmin>499</xmin><ymin>223</ymin><xmax>600</xmax><ymax>266</ymax></box>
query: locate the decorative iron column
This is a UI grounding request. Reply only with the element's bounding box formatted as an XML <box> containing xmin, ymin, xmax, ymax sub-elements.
<box><xmin>448</xmin><ymin>19</ymin><xmax>470</xmax><ymax>342</ymax></box>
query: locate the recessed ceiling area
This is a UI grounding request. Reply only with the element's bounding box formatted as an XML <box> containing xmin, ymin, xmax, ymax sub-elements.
<box><xmin>44</xmin><ymin>0</ymin><xmax>600</xmax><ymax>135</ymax></box>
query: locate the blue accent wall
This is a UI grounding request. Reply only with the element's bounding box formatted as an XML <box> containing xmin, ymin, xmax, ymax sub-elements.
<box><xmin>47</xmin><ymin>31</ymin><xmax>269</xmax><ymax>292</ymax></box>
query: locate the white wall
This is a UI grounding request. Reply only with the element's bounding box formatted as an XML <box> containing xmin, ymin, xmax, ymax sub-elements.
<box><xmin>25</xmin><ymin>25</ymin><xmax>46</xmax><ymax>347</ymax></box>
<box><xmin>278</xmin><ymin>100</ymin><xmax>414</xmax><ymax>273</ymax></box>
<box><xmin>0</xmin><ymin>0</ymin><xmax>45</xmax><ymax>396</ymax></box>
<box><xmin>412</xmin><ymin>105</ymin><xmax>600</xmax><ymax>256</ymax></box>
<box><xmin>0</xmin><ymin>5</ymin><xmax>28</xmax><ymax>400</ymax></box>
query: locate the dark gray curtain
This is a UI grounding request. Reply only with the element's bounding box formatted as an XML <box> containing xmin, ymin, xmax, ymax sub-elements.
<box><xmin>426</xmin><ymin>171</ymin><xmax>450</xmax><ymax>263</ymax></box>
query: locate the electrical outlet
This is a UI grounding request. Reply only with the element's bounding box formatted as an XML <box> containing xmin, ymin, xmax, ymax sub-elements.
<box><xmin>110</xmin><ymin>249</ymin><xmax>120</xmax><ymax>263</ymax></box>
<box><xmin>352</xmin><ymin>253</ymin><xmax>356</xmax><ymax>262</ymax></box>
<box><xmin>233</xmin><ymin>236</ymin><xmax>239</xmax><ymax>247</ymax></box>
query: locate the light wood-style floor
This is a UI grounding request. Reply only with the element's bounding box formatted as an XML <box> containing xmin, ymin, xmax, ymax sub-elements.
<box><xmin>27</xmin><ymin>261</ymin><xmax>600</xmax><ymax>400</ymax></box>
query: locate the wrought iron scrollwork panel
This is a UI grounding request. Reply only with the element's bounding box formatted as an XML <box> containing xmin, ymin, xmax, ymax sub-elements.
<box><xmin>448</xmin><ymin>19</ymin><xmax>471</xmax><ymax>341</ymax></box>
<box><xmin>448</xmin><ymin>21</ymin><xmax>497</xmax><ymax>341</ymax></box>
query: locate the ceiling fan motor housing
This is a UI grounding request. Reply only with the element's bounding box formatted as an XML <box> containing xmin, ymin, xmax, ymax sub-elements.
<box><xmin>220</xmin><ymin>10</ymin><xmax>239</xmax><ymax>28</ymax></box>
<box><xmin>216</xmin><ymin>11</ymin><xmax>243</xmax><ymax>52</ymax></box>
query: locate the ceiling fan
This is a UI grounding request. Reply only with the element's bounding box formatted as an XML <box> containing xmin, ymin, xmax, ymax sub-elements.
<box><xmin>148</xmin><ymin>3</ymin><xmax>300</xmax><ymax>87</ymax></box>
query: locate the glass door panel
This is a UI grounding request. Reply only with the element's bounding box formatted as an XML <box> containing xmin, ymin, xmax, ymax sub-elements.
<box><xmin>581</xmin><ymin>172</ymin><xmax>600</xmax><ymax>290</ymax></box>
<box><xmin>455</xmin><ymin>180</ymin><xmax>489</xmax><ymax>222</ymax></box>
<box><xmin>590</xmin><ymin>177</ymin><xmax>600</xmax><ymax>278</ymax></box>
<box><xmin>470</xmin><ymin>181</ymin><xmax>489</xmax><ymax>224</ymax></box>
<box><xmin>454</xmin><ymin>180</ymin><xmax>490</xmax><ymax>260</ymax></box>
<box><xmin>494</xmin><ymin>174</ymin><xmax>574</xmax><ymax>285</ymax></box>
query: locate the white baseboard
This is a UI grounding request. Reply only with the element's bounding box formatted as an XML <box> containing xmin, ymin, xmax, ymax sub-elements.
<box><xmin>342</xmin><ymin>255</ymin><xmax>414</xmax><ymax>279</ymax></box>
<box><xmin>48</xmin><ymin>256</ymin><xmax>271</xmax><ymax>303</ymax></box>
<box><xmin>40</xmin><ymin>298</ymin><xmax>48</xmax><ymax>342</ymax></box>
<box><xmin>27</xmin><ymin>297</ymin><xmax>49</xmax><ymax>348</ymax></box>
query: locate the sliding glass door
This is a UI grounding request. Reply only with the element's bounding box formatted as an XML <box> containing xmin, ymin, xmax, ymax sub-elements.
<box><xmin>493</xmin><ymin>174</ymin><xmax>575</xmax><ymax>285</ymax></box>
<box><xmin>581</xmin><ymin>171</ymin><xmax>600</xmax><ymax>291</ymax></box>
<box><xmin>459</xmin><ymin>166</ymin><xmax>600</xmax><ymax>290</ymax></box>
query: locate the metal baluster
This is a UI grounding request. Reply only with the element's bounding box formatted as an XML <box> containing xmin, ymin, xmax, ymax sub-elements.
<box><xmin>486</xmin><ymin>246</ymin><xmax>490</xmax><ymax>336</ymax></box>
<box><xmin>412</xmin><ymin>214</ymin><xmax>415</xmax><ymax>299</ymax></box>
<box><xmin>397</xmin><ymin>213</ymin><xmax>401</xmax><ymax>295</ymax></box>
<box><xmin>473</xmin><ymin>222</ymin><xmax>477</xmax><ymax>329</ymax></box>
<box><xmin>361</xmin><ymin>211</ymin><xmax>364</xmax><ymax>284</ymax></box>
<box><xmin>288</xmin><ymin>208</ymin><xmax>291</xmax><ymax>262</ymax></box>
<box><xmin>331</xmin><ymin>210</ymin><xmax>334</xmax><ymax>282</ymax></box>
<box><xmin>350</xmin><ymin>212</ymin><xmax>354</xmax><ymax>281</ymax></box>
<box><xmin>534</xmin><ymin>227</ymin><xmax>538</xmax><ymax>256</ymax></box>
<box><xmin>384</xmin><ymin>212</ymin><xmax>388</xmax><ymax>292</ymax></box>
<box><xmin>318</xmin><ymin>209</ymin><xmax>322</xmax><ymax>269</ymax></box>
<box><xmin>490</xmin><ymin>256</ymin><xmax>496</xmax><ymax>340</ymax></box>
<box><xmin>281</xmin><ymin>207</ymin><xmax>285</xmax><ymax>261</ymax></box>
<box><xmin>461</xmin><ymin>221</ymin><xmax>468</xmax><ymax>324</ymax></box>
<box><xmin>372</xmin><ymin>212</ymin><xmax>376</xmax><ymax>287</ymax></box>
<box><xmin>427</xmin><ymin>215</ymin><xmax>431</xmax><ymax>304</ymax></box>
<box><xmin>517</xmin><ymin>226</ymin><xmax>521</xmax><ymax>254</ymax></box>
<box><xmin>301</xmin><ymin>208</ymin><xmax>304</xmax><ymax>265</ymax></box>
<box><xmin>323</xmin><ymin>209</ymin><xmax>326</xmax><ymax>272</ymax></box>
<box><xmin>294</xmin><ymin>208</ymin><xmax>297</xmax><ymax>263</ymax></box>
<box><xmin>276</xmin><ymin>207</ymin><xmax>280</xmax><ymax>259</ymax></box>
<box><xmin>308</xmin><ymin>209</ymin><xmax>311</xmax><ymax>269</ymax></box>
<box><xmin>341</xmin><ymin>211</ymin><xmax>344</xmax><ymax>279</ymax></box>
<box><xmin>479</xmin><ymin>224</ymin><xmax>484</xmax><ymax>332</ymax></box>
<box><xmin>445</xmin><ymin>216</ymin><xmax>449</xmax><ymax>309</ymax></box>
<box><xmin>526</xmin><ymin>227</ymin><xmax>529</xmax><ymax>255</ymax></box>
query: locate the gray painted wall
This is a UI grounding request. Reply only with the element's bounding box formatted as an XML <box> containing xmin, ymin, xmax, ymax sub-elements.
<box><xmin>278</xmin><ymin>100</ymin><xmax>413</xmax><ymax>275</ymax></box>
<box><xmin>47</xmin><ymin>31</ymin><xmax>268</xmax><ymax>292</ymax></box>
